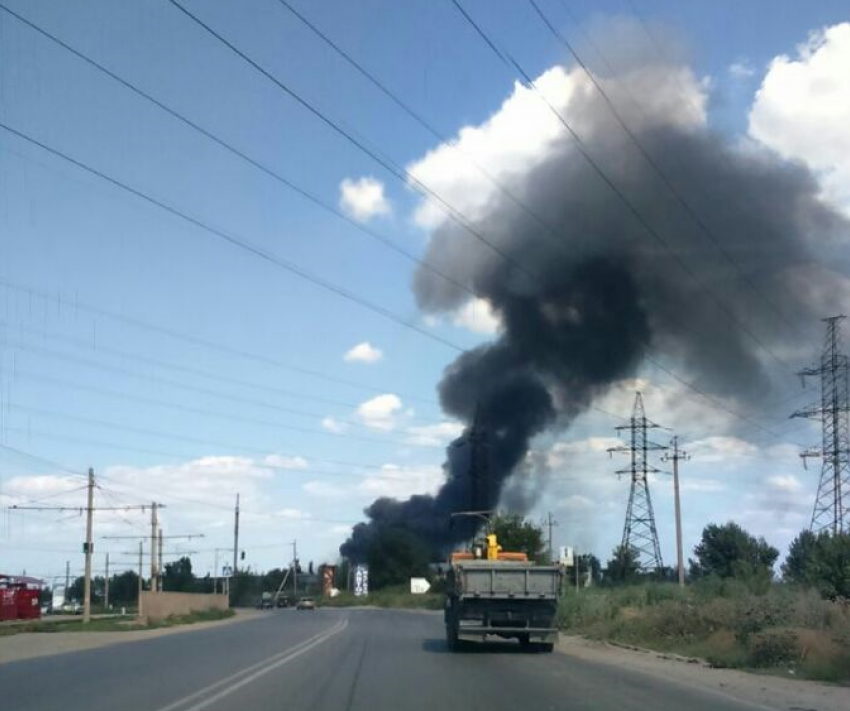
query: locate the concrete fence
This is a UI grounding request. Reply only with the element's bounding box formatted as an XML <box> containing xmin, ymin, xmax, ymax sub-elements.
<box><xmin>139</xmin><ymin>591</ymin><xmax>228</xmax><ymax>623</ymax></box>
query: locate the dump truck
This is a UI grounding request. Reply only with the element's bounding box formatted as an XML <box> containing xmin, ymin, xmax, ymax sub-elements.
<box><xmin>444</xmin><ymin>533</ymin><xmax>563</xmax><ymax>652</ymax></box>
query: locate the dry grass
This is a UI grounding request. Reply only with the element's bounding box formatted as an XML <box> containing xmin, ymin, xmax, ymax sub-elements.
<box><xmin>0</xmin><ymin>608</ymin><xmax>234</xmax><ymax>637</ymax></box>
<box><xmin>558</xmin><ymin>583</ymin><xmax>850</xmax><ymax>683</ymax></box>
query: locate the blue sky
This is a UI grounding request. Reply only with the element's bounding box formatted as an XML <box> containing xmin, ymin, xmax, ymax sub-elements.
<box><xmin>1</xmin><ymin>0</ymin><xmax>849</xmax><ymax>585</ymax></box>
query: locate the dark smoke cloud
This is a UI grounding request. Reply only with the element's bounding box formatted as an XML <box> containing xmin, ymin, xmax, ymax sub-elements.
<box><xmin>341</xmin><ymin>42</ymin><xmax>850</xmax><ymax>561</ymax></box>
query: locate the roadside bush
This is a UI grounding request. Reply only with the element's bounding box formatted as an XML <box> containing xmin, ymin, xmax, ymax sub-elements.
<box><xmin>748</xmin><ymin>630</ymin><xmax>799</xmax><ymax>667</ymax></box>
<box><xmin>557</xmin><ymin>582</ymin><xmax>850</xmax><ymax>682</ymax></box>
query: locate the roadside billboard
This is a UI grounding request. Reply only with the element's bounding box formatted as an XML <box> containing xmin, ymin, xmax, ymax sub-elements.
<box><xmin>353</xmin><ymin>565</ymin><xmax>369</xmax><ymax>597</ymax></box>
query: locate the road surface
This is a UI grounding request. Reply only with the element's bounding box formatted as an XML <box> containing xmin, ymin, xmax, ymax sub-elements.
<box><xmin>0</xmin><ymin>608</ymin><xmax>798</xmax><ymax>710</ymax></box>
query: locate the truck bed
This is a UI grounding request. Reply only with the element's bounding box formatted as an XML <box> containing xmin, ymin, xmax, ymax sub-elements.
<box><xmin>449</xmin><ymin>561</ymin><xmax>562</xmax><ymax>599</ymax></box>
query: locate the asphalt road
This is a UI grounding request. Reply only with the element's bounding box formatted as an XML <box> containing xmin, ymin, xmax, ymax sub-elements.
<box><xmin>2</xmin><ymin>608</ymin><xmax>773</xmax><ymax>711</ymax></box>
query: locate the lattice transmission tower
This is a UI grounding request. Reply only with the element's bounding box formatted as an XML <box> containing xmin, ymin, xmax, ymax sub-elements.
<box><xmin>791</xmin><ymin>315</ymin><xmax>850</xmax><ymax>534</ymax></box>
<box><xmin>608</xmin><ymin>392</ymin><xmax>667</xmax><ymax>572</ymax></box>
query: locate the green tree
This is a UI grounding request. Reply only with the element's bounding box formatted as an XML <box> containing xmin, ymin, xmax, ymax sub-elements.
<box><xmin>783</xmin><ymin>530</ymin><xmax>850</xmax><ymax>599</ymax></box>
<box><xmin>604</xmin><ymin>544</ymin><xmax>641</xmax><ymax>585</ymax></box>
<box><xmin>366</xmin><ymin>527</ymin><xmax>430</xmax><ymax>589</ymax></box>
<box><xmin>690</xmin><ymin>522</ymin><xmax>778</xmax><ymax>580</ymax></box>
<box><xmin>67</xmin><ymin>575</ymin><xmax>85</xmax><ymax>603</ymax></box>
<box><xmin>108</xmin><ymin>570</ymin><xmax>140</xmax><ymax>604</ymax></box>
<box><xmin>577</xmin><ymin>553</ymin><xmax>603</xmax><ymax>585</ymax></box>
<box><xmin>491</xmin><ymin>514</ymin><xmax>546</xmax><ymax>562</ymax></box>
<box><xmin>162</xmin><ymin>556</ymin><xmax>195</xmax><ymax>592</ymax></box>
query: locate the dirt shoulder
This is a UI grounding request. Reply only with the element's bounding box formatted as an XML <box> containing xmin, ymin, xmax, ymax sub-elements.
<box><xmin>557</xmin><ymin>635</ymin><xmax>849</xmax><ymax>711</ymax></box>
<box><xmin>0</xmin><ymin>609</ymin><xmax>262</xmax><ymax>666</ymax></box>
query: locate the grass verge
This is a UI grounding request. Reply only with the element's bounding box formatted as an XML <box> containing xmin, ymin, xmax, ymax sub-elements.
<box><xmin>0</xmin><ymin>608</ymin><xmax>235</xmax><ymax>637</ymax></box>
<box><xmin>558</xmin><ymin>582</ymin><xmax>850</xmax><ymax>683</ymax></box>
<box><xmin>319</xmin><ymin>586</ymin><xmax>443</xmax><ymax>610</ymax></box>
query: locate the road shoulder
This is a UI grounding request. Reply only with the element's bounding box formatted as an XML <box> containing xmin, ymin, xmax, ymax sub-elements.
<box><xmin>557</xmin><ymin>635</ymin><xmax>849</xmax><ymax>711</ymax></box>
<box><xmin>0</xmin><ymin>608</ymin><xmax>262</xmax><ymax>666</ymax></box>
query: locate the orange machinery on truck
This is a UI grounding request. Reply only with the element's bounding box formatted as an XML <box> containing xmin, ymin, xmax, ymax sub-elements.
<box><xmin>444</xmin><ymin>533</ymin><xmax>563</xmax><ymax>652</ymax></box>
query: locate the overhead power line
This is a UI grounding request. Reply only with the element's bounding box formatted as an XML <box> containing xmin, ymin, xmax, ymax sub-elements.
<box><xmin>448</xmin><ymin>0</ymin><xmax>796</xmax><ymax>374</ymax></box>
<box><xmin>6</xmin><ymin>400</ymin><xmax>442</xmax><ymax>455</ymax></box>
<box><xmin>167</xmin><ymin>0</ymin><xmax>534</xmax><ymax>280</ymax></box>
<box><xmin>0</xmin><ymin>319</ymin><xmax>443</xmax><ymax>424</ymax></box>
<box><xmin>0</xmin><ymin>278</ymin><xmax>439</xmax><ymax>407</ymax></box>
<box><xmin>0</xmin><ymin>422</ymin><xmax>414</xmax><ymax>480</ymax></box>
<box><xmin>526</xmin><ymin>0</ymin><xmax>804</xmax><ymax>341</ymax></box>
<box><xmin>0</xmin><ymin>4</ymin><xmax>473</xmax><ymax>301</ymax></box>
<box><xmin>273</xmin><ymin>0</ymin><xmax>578</xmax><ymax>255</ymax></box>
<box><xmin>0</xmin><ymin>332</ymin><xmax>447</xmax><ymax>437</ymax></box>
<box><xmin>0</xmin><ymin>120</ymin><xmax>464</xmax><ymax>354</ymax></box>
<box><xmin>0</xmin><ymin>442</ymin><xmax>88</xmax><ymax>479</ymax></box>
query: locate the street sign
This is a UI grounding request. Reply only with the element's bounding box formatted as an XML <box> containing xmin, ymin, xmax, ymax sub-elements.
<box><xmin>353</xmin><ymin>565</ymin><xmax>369</xmax><ymax>597</ymax></box>
<box><xmin>410</xmin><ymin>577</ymin><xmax>430</xmax><ymax>594</ymax></box>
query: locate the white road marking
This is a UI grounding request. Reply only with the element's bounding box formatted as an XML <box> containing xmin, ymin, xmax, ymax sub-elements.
<box><xmin>154</xmin><ymin>616</ymin><xmax>348</xmax><ymax>711</ymax></box>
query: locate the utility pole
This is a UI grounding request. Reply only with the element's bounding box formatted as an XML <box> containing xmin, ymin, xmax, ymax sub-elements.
<box><xmin>233</xmin><ymin>493</ymin><xmax>240</xmax><ymax>576</ymax></box>
<box><xmin>104</xmin><ymin>552</ymin><xmax>110</xmax><ymax>610</ymax></box>
<box><xmin>65</xmin><ymin>560</ymin><xmax>70</xmax><ymax>597</ymax></box>
<box><xmin>545</xmin><ymin>512</ymin><xmax>558</xmax><ymax>563</ymax></box>
<box><xmin>150</xmin><ymin>503</ymin><xmax>159</xmax><ymax>593</ymax></box>
<box><xmin>83</xmin><ymin>467</ymin><xmax>94</xmax><ymax>623</ymax></box>
<box><xmin>576</xmin><ymin>549</ymin><xmax>580</xmax><ymax>592</ymax></box>
<box><xmin>291</xmin><ymin>540</ymin><xmax>298</xmax><ymax>597</ymax></box>
<box><xmin>792</xmin><ymin>315</ymin><xmax>850</xmax><ymax>534</ymax></box>
<box><xmin>662</xmin><ymin>437</ymin><xmax>688</xmax><ymax>587</ymax></box>
<box><xmin>137</xmin><ymin>540</ymin><xmax>143</xmax><ymax>617</ymax></box>
<box><xmin>608</xmin><ymin>392</ymin><xmax>667</xmax><ymax>572</ymax></box>
<box><xmin>158</xmin><ymin>528</ymin><xmax>164</xmax><ymax>591</ymax></box>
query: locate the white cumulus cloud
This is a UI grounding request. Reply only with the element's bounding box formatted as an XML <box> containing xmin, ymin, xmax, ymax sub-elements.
<box><xmin>339</xmin><ymin>176</ymin><xmax>391</xmax><ymax>221</ymax></box>
<box><xmin>406</xmin><ymin>63</ymin><xmax>706</xmax><ymax>229</ymax></box>
<box><xmin>358</xmin><ymin>463</ymin><xmax>444</xmax><ymax>500</ymax></box>
<box><xmin>403</xmin><ymin>421</ymin><xmax>464</xmax><ymax>447</ymax></box>
<box><xmin>302</xmin><ymin>480</ymin><xmax>345</xmax><ymax>499</ymax></box>
<box><xmin>321</xmin><ymin>417</ymin><xmax>348</xmax><ymax>434</ymax></box>
<box><xmin>263</xmin><ymin>454</ymin><xmax>308</xmax><ymax>470</ymax></box>
<box><xmin>343</xmin><ymin>341</ymin><xmax>383</xmax><ymax>364</ymax></box>
<box><xmin>355</xmin><ymin>393</ymin><xmax>403</xmax><ymax>431</ymax></box>
<box><xmin>749</xmin><ymin>23</ymin><xmax>850</xmax><ymax>214</ymax></box>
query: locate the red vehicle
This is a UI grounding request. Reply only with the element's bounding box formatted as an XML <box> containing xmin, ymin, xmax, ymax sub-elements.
<box><xmin>0</xmin><ymin>575</ymin><xmax>44</xmax><ymax>621</ymax></box>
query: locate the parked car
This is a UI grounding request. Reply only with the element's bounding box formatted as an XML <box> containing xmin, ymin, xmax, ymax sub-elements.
<box><xmin>60</xmin><ymin>602</ymin><xmax>82</xmax><ymax>615</ymax></box>
<box><xmin>295</xmin><ymin>597</ymin><xmax>315</xmax><ymax>610</ymax></box>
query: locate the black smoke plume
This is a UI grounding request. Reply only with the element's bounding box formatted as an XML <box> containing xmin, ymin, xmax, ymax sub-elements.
<box><xmin>341</xmin><ymin>42</ymin><xmax>850</xmax><ymax>563</ymax></box>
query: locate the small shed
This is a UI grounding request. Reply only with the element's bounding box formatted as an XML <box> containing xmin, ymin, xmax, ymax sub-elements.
<box><xmin>0</xmin><ymin>574</ymin><xmax>44</xmax><ymax>620</ymax></box>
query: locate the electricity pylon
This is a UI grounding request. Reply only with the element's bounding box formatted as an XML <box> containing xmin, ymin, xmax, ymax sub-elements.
<box><xmin>608</xmin><ymin>392</ymin><xmax>667</xmax><ymax>572</ymax></box>
<box><xmin>792</xmin><ymin>315</ymin><xmax>850</xmax><ymax>534</ymax></box>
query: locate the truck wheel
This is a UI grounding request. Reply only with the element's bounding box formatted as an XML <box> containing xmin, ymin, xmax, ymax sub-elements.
<box><xmin>445</xmin><ymin>625</ymin><xmax>459</xmax><ymax>652</ymax></box>
<box><xmin>519</xmin><ymin>634</ymin><xmax>531</xmax><ymax>651</ymax></box>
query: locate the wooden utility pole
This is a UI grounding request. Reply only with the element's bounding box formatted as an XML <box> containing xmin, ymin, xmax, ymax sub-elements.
<box><xmin>104</xmin><ymin>552</ymin><xmax>110</xmax><ymax>611</ymax></box>
<box><xmin>138</xmin><ymin>540</ymin><xmax>144</xmax><ymax>618</ymax></box>
<box><xmin>150</xmin><ymin>503</ymin><xmax>159</xmax><ymax>593</ymax></box>
<box><xmin>11</xmin><ymin>480</ymin><xmax>147</xmax><ymax>622</ymax></box>
<box><xmin>233</xmin><ymin>493</ymin><xmax>240</xmax><ymax>576</ymax></box>
<box><xmin>545</xmin><ymin>512</ymin><xmax>558</xmax><ymax>563</ymax></box>
<box><xmin>575</xmin><ymin>548</ymin><xmax>580</xmax><ymax>592</ymax></box>
<box><xmin>663</xmin><ymin>437</ymin><xmax>689</xmax><ymax>587</ymax></box>
<box><xmin>83</xmin><ymin>467</ymin><xmax>94</xmax><ymax>623</ymax></box>
<box><xmin>291</xmin><ymin>540</ymin><xmax>298</xmax><ymax>597</ymax></box>
<box><xmin>158</xmin><ymin>528</ymin><xmax>164</xmax><ymax>592</ymax></box>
